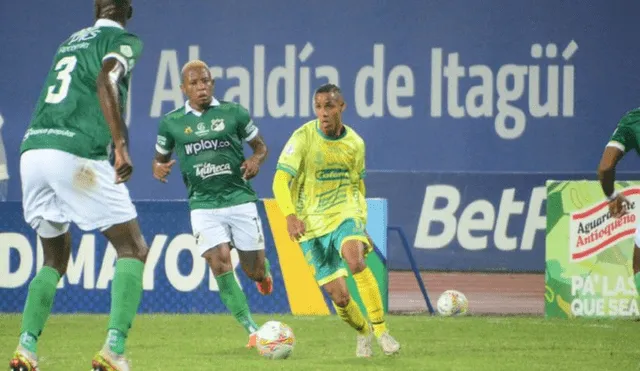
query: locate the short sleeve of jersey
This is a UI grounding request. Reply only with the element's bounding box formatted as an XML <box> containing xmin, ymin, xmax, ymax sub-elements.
<box><xmin>235</xmin><ymin>105</ymin><xmax>259</xmax><ymax>142</ymax></box>
<box><xmin>103</xmin><ymin>33</ymin><xmax>143</xmax><ymax>75</ymax></box>
<box><xmin>608</xmin><ymin>112</ymin><xmax>640</xmax><ymax>153</ymax></box>
<box><xmin>356</xmin><ymin>140</ymin><xmax>366</xmax><ymax>179</ymax></box>
<box><xmin>276</xmin><ymin>129</ymin><xmax>307</xmax><ymax>177</ymax></box>
<box><xmin>156</xmin><ymin>117</ymin><xmax>175</xmax><ymax>155</ymax></box>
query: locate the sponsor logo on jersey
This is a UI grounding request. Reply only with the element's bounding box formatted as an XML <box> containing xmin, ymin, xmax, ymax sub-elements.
<box><xmin>315</xmin><ymin>168</ymin><xmax>349</xmax><ymax>181</ymax></box>
<box><xmin>195</xmin><ymin>122</ymin><xmax>209</xmax><ymax>137</ymax></box>
<box><xmin>23</xmin><ymin>128</ymin><xmax>76</xmax><ymax>140</ymax></box>
<box><xmin>67</xmin><ymin>27</ymin><xmax>101</xmax><ymax>44</ymax></box>
<box><xmin>184</xmin><ymin>139</ymin><xmax>231</xmax><ymax>156</ymax></box>
<box><xmin>194</xmin><ymin>162</ymin><xmax>232</xmax><ymax>179</ymax></box>
<box><xmin>211</xmin><ymin>119</ymin><xmax>225</xmax><ymax>132</ymax></box>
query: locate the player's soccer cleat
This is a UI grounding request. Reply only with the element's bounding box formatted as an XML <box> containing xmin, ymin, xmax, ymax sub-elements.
<box><xmin>376</xmin><ymin>331</ymin><xmax>400</xmax><ymax>356</ymax></box>
<box><xmin>91</xmin><ymin>347</ymin><xmax>131</xmax><ymax>371</ymax></box>
<box><xmin>356</xmin><ymin>325</ymin><xmax>374</xmax><ymax>358</ymax></box>
<box><xmin>246</xmin><ymin>332</ymin><xmax>257</xmax><ymax>349</ymax></box>
<box><xmin>256</xmin><ymin>275</ymin><xmax>273</xmax><ymax>295</ymax></box>
<box><xmin>9</xmin><ymin>346</ymin><xmax>39</xmax><ymax>371</ymax></box>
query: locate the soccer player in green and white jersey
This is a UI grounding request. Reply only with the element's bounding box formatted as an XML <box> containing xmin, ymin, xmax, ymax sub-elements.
<box><xmin>11</xmin><ymin>1</ymin><xmax>147</xmax><ymax>370</ymax></box>
<box><xmin>153</xmin><ymin>60</ymin><xmax>272</xmax><ymax>348</ymax></box>
<box><xmin>598</xmin><ymin>107</ymin><xmax>640</xmax><ymax>295</ymax></box>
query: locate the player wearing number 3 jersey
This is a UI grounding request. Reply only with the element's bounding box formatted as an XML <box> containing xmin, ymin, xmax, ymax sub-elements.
<box><xmin>12</xmin><ymin>1</ymin><xmax>147</xmax><ymax>370</ymax></box>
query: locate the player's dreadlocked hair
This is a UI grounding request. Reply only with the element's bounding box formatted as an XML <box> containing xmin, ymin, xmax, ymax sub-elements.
<box><xmin>315</xmin><ymin>83</ymin><xmax>342</xmax><ymax>96</ymax></box>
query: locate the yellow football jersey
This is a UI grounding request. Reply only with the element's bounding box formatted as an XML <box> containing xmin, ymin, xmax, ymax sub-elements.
<box><xmin>276</xmin><ymin>120</ymin><xmax>367</xmax><ymax>241</ymax></box>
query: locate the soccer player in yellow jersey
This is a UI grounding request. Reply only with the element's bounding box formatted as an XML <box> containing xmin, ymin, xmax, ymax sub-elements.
<box><xmin>272</xmin><ymin>83</ymin><xmax>400</xmax><ymax>357</ymax></box>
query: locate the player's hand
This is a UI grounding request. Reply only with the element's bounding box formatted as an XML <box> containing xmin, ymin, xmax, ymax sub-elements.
<box><xmin>240</xmin><ymin>157</ymin><xmax>260</xmax><ymax>180</ymax></box>
<box><xmin>153</xmin><ymin>159</ymin><xmax>176</xmax><ymax>183</ymax></box>
<box><xmin>113</xmin><ymin>146</ymin><xmax>133</xmax><ymax>184</ymax></box>
<box><xmin>608</xmin><ymin>193</ymin><xmax>631</xmax><ymax>218</ymax></box>
<box><xmin>285</xmin><ymin>214</ymin><xmax>306</xmax><ymax>241</ymax></box>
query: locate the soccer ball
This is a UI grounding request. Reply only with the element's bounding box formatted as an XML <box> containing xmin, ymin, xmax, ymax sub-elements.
<box><xmin>436</xmin><ymin>289</ymin><xmax>469</xmax><ymax>316</ymax></box>
<box><xmin>255</xmin><ymin>320</ymin><xmax>295</xmax><ymax>360</ymax></box>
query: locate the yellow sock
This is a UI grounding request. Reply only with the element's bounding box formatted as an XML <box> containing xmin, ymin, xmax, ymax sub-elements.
<box><xmin>333</xmin><ymin>298</ymin><xmax>369</xmax><ymax>335</ymax></box>
<box><xmin>353</xmin><ymin>267</ymin><xmax>387</xmax><ymax>338</ymax></box>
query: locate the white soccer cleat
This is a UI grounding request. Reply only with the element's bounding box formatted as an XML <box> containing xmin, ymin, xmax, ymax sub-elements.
<box><xmin>91</xmin><ymin>347</ymin><xmax>131</xmax><ymax>371</ymax></box>
<box><xmin>356</xmin><ymin>325</ymin><xmax>374</xmax><ymax>358</ymax></box>
<box><xmin>377</xmin><ymin>332</ymin><xmax>400</xmax><ymax>355</ymax></box>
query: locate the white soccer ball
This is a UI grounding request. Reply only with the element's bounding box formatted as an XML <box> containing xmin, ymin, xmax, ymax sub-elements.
<box><xmin>437</xmin><ymin>289</ymin><xmax>469</xmax><ymax>316</ymax></box>
<box><xmin>255</xmin><ymin>320</ymin><xmax>295</xmax><ymax>360</ymax></box>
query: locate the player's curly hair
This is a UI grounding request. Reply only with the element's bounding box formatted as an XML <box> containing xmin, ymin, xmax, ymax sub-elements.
<box><xmin>181</xmin><ymin>60</ymin><xmax>209</xmax><ymax>75</ymax></box>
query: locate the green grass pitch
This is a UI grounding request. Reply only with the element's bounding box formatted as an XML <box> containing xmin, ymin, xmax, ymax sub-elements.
<box><xmin>1</xmin><ymin>314</ymin><xmax>638</xmax><ymax>370</ymax></box>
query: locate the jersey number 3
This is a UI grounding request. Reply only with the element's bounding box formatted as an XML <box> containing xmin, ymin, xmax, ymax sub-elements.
<box><xmin>45</xmin><ymin>55</ymin><xmax>77</xmax><ymax>104</ymax></box>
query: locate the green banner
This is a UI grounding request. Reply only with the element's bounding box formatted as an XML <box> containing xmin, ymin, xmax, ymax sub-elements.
<box><xmin>545</xmin><ymin>180</ymin><xmax>639</xmax><ymax>319</ymax></box>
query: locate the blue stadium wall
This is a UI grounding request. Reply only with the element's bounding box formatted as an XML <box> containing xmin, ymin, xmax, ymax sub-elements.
<box><xmin>2</xmin><ymin>1</ymin><xmax>640</xmax><ymax>274</ymax></box>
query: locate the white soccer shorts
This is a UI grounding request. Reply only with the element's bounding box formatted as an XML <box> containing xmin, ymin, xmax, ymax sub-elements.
<box><xmin>190</xmin><ymin>202</ymin><xmax>266</xmax><ymax>256</ymax></box>
<box><xmin>21</xmin><ymin>148</ymin><xmax>137</xmax><ymax>236</ymax></box>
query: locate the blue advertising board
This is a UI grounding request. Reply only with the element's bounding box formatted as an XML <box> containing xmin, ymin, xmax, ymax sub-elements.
<box><xmin>367</xmin><ymin>171</ymin><xmax>640</xmax><ymax>272</ymax></box>
<box><xmin>3</xmin><ymin>1</ymin><xmax>640</xmax><ymax>273</ymax></box>
<box><xmin>0</xmin><ymin>199</ymin><xmax>388</xmax><ymax>314</ymax></box>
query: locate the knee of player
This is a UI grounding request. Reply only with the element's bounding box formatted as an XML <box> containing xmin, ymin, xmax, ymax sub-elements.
<box><xmin>203</xmin><ymin>248</ymin><xmax>233</xmax><ymax>275</ymax></box>
<box><xmin>346</xmin><ymin>258</ymin><xmax>366</xmax><ymax>274</ymax></box>
<box><xmin>117</xmin><ymin>242</ymin><xmax>149</xmax><ymax>262</ymax></box>
<box><xmin>333</xmin><ymin>292</ymin><xmax>351</xmax><ymax>308</ymax></box>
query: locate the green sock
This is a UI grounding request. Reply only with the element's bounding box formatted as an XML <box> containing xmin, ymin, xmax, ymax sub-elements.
<box><xmin>635</xmin><ymin>272</ymin><xmax>640</xmax><ymax>293</ymax></box>
<box><xmin>264</xmin><ymin>258</ymin><xmax>271</xmax><ymax>278</ymax></box>
<box><xmin>19</xmin><ymin>266</ymin><xmax>61</xmax><ymax>353</ymax></box>
<box><xmin>216</xmin><ymin>271</ymin><xmax>259</xmax><ymax>334</ymax></box>
<box><xmin>106</xmin><ymin>258</ymin><xmax>144</xmax><ymax>355</ymax></box>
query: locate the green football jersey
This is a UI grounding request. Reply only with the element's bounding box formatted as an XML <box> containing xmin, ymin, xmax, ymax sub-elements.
<box><xmin>608</xmin><ymin>108</ymin><xmax>640</xmax><ymax>155</ymax></box>
<box><xmin>21</xmin><ymin>19</ymin><xmax>143</xmax><ymax>160</ymax></box>
<box><xmin>156</xmin><ymin>99</ymin><xmax>260</xmax><ymax>210</ymax></box>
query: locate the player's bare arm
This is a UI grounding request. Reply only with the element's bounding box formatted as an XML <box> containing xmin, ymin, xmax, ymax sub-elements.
<box><xmin>598</xmin><ymin>145</ymin><xmax>629</xmax><ymax>217</ymax></box>
<box><xmin>152</xmin><ymin>151</ymin><xmax>175</xmax><ymax>183</ymax></box>
<box><xmin>97</xmin><ymin>58</ymin><xmax>132</xmax><ymax>184</ymax></box>
<box><xmin>241</xmin><ymin>134</ymin><xmax>268</xmax><ymax>180</ymax></box>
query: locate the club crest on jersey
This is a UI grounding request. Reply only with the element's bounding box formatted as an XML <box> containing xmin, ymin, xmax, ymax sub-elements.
<box><xmin>285</xmin><ymin>144</ymin><xmax>294</xmax><ymax>155</ymax></box>
<box><xmin>120</xmin><ymin>45</ymin><xmax>133</xmax><ymax>58</ymax></box>
<box><xmin>184</xmin><ymin>126</ymin><xmax>193</xmax><ymax>135</ymax></box>
<box><xmin>211</xmin><ymin>119</ymin><xmax>225</xmax><ymax>132</ymax></box>
<box><xmin>195</xmin><ymin>122</ymin><xmax>209</xmax><ymax>137</ymax></box>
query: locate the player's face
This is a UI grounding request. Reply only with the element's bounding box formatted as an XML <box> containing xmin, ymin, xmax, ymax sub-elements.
<box><xmin>181</xmin><ymin>67</ymin><xmax>213</xmax><ymax>109</ymax></box>
<box><xmin>314</xmin><ymin>92</ymin><xmax>345</xmax><ymax>137</ymax></box>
